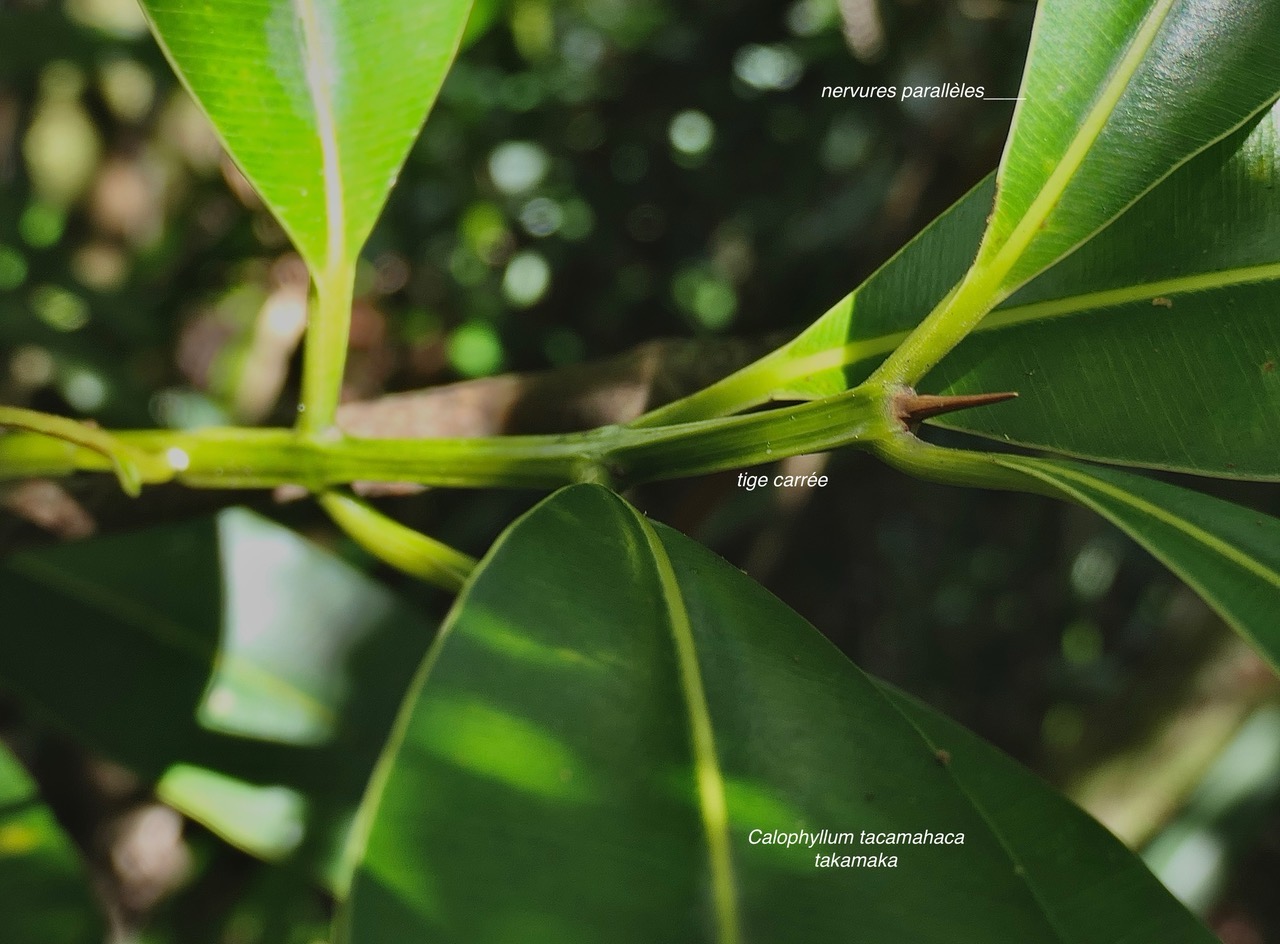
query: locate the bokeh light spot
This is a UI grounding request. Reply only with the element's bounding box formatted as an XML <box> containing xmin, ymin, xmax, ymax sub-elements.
<box><xmin>503</xmin><ymin>251</ymin><xmax>551</xmax><ymax>307</ymax></box>
<box><xmin>448</xmin><ymin>322</ymin><xmax>505</xmax><ymax>378</ymax></box>
<box><xmin>32</xmin><ymin>285</ymin><xmax>90</xmax><ymax>332</ymax></box>
<box><xmin>488</xmin><ymin>141</ymin><xmax>550</xmax><ymax>194</ymax></box>
<box><xmin>668</xmin><ymin>109</ymin><xmax>715</xmax><ymax>157</ymax></box>
<box><xmin>0</xmin><ymin>245</ymin><xmax>29</xmax><ymax>290</ymax></box>
<box><xmin>733</xmin><ymin>44</ymin><xmax>804</xmax><ymax>91</ymax></box>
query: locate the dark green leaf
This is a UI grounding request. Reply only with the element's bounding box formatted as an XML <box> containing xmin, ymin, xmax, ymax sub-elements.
<box><xmin>994</xmin><ymin>456</ymin><xmax>1280</xmax><ymax>669</ymax></box>
<box><xmin>0</xmin><ymin>510</ymin><xmax>432</xmax><ymax>891</ymax></box>
<box><xmin>928</xmin><ymin>107</ymin><xmax>1280</xmax><ymax>478</ymax></box>
<box><xmin>339</xmin><ymin>484</ymin><xmax>1209</xmax><ymax>944</ymax></box>
<box><xmin>658</xmin><ymin>103</ymin><xmax>1280</xmax><ymax>480</ymax></box>
<box><xmin>0</xmin><ymin>743</ymin><xmax>103</xmax><ymax>943</ymax></box>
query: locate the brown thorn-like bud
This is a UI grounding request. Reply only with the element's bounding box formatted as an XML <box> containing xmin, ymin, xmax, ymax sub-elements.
<box><xmin>893</xmin><ymin>389</ymin><xmax>1019</xmax><ymax>429</ymax></box>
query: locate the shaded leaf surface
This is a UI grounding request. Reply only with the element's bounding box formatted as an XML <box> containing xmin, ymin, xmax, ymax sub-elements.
<box><xmin>994</xmin><ymin>456</ymin><xmax>1280</xmax><ymax>670</ymax></box>
<box><xmin>0</xmin><ymin>510</ymin><xmax>432</xmax><ymax>890</ymax></box>
<box><xmin>0</xmin><ymin>743</ymin><xmax>103</xmax><ymax>943</ymax></box>
<box><xmin>340</xmin><ymin>484</ymin><xmax>1209</xmax><ymax>944</ymax></box>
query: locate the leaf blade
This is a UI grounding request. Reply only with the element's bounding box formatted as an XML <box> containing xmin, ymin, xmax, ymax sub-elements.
<box><xmin>927</xmin><ymin>107</ymin><xmax>1280</xmax><ymax>477</ymax></box>
<box><xmin>137</xmin><ymin>0</ymin><xmax>475</xmax><ymax>271</ymax></box>
<box><xmin>994</xmin><ymin>457</ymin><xmax>1280</xmax><ymax>669</ymax></box>
<box><xmin>339</xmin><ymin>484</ymin><xmax>1211</xmax><ymax>944</ymax></box>
<box><xmin>977</xmin><ymin>0</ymin><xmax>1280</xmax><ymax>296</ymax></box>
<box><xmin>0</xmin><ymin>510</ymin><xmax>433</xmax><ymax>891</ymax></box>
<box><xmin>0</xmin><ymin>744</ymin><xmax>103</xmax><ymax>943</ymax></box>
<box><xmin>665</xmin><ymin>102</ymin><xmax>1280</xmax><ymax>479</ymax></box>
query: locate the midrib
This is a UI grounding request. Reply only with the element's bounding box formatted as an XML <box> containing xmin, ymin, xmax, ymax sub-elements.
<box><xmin>978</xmin><ymin>0</ymin><xmax>1180</xmax><ymax>285</ymax></box>
<box><xmin>636</xmin><ymin>513</ymin><xmax>742</xmax><ymax>944</ymax></box>
<box><xmin>777</xmin><ymin>259</ymin><xmax>1280</xmax><ymax>388</ymax></box>
<box><xmin>293</xmin><ymin>0</ymin><xmax>346</xmax><ymax>271</ymax></box>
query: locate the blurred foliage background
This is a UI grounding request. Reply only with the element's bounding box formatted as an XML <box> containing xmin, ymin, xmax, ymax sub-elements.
<box><xmin>2</xmin><ymin>0</ymin><xmax>1280</xmax><ymax>941</ymax></box>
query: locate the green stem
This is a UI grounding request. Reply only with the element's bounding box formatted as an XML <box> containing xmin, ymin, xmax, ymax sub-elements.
<box><xmin>614</xmin><ymin>386</ymin><xmax>890</xmax><ymax>486</ymax></box>
<box><xmin>630</xmin><ymin>351</ymin><xmax>794</xmax><ymax>428</ymax></box>
<box><xmin>0</xmin><ymin>386</ymin><xmax>896</xmax><ymax>493</ymax></box>
<box><xmin>871</xmin><ymin>431</ymin><xmax>1062</xmax><ymax>499</ymax></box>
<box><xmin>298</xmin><ymin>260</ymin><xmax>357</xmax><ymax>436</ymax></box>
<box><xmin>0</xmin><ymin>406</ymin><xmax>172</xmax><ymax>497</ymax></box>
<box><xmin>866</xmin><ymin>266</ymin><xmax>1008</xmax><ymax>387</ymax></box>
<box><xmin>318</xmin><ymin>491</ymin><xmax>477</xmax><ymax>591</ymax></box>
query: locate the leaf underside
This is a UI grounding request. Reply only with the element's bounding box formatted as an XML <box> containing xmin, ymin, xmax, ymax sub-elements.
<box><xmin>138</xmin><ymin>0</ymin><xmax>475</xmax><ymax>271</ymax></box>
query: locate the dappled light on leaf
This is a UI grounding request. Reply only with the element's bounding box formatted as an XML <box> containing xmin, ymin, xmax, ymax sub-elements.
<box><xmin>0</xmin><ymin>510</ymin><xmax>432</xmax><ymax>891</ymax></box>
<box><xmin>341</xmin><ymin>486</ymin><xmax>1211</xmax><ymax>944</ymax></box>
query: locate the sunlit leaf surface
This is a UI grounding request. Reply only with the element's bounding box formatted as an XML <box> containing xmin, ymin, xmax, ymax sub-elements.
<box><xmin>137</xmin><ymin>0</ymin><xmax>474</xmax><ymax>271</ymax></box>
<box><xmin>340</xmin><ymin>485</ymin><xmax>1210</xmax><ymax>944</ymax></box>
<box><xmin>973</xmin><ymin>0</ymin><xmax>1280</xmax><ymax>296</ymax></box>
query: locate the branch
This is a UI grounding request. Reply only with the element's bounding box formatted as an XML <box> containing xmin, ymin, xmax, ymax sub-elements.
<box><xmin>0</xmin><ymin>335</ymin><xmax>782</xmax><ymax>553</ymax></box>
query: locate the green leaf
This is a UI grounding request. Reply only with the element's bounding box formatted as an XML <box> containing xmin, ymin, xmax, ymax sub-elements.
<box><xmin>879</xmin><ymin>437</ymin><xmax>1280</xmax><ymax>671</ymax></box>
<box><xmin>0</xmin><ymin>509</ymin><xmax>433</xmax><ymax>891</ymax></box>
<box><xmin>972</xmin><ymin>0</ymin><xmax>1280</xmax><ymax>297</ymax></box>
<box><xmin>462</xmin><ymin>0</ymin><xmax>505</xmax><ymax>46</ymax></box>
<box><xmin>338</xmin><ymin>484</ymin><xmax>1209</xmax><ymax>944</ymax></box>
<box><xmin>922</xmin><ymin>108</ymin><xmax>1280</xmax><ymax>479</ymax></box>
<box><xmin>0</xmin><ymin>743</ymin><xmax>103</xmax><ymax>943</ymax></box>
<box><xmin>652</xmin><ymin>2</ymin><xmax>1280</xmax><ymax>456</ymax></box>
<box><xmin>137</xmin><ymin>0</ymin><xmax>475</xmax><ymax>274</ymax></box>
<box><xmin>868</xmin><ymin>0</ymin><xmax>1280</xmax><ymax>385</ymax></box>
<box><xmin>655</xmin><ymin>103</ymin><xmax>1280</xmax><ymax>480</ymax></box>
<box><xmin>992</xmin><ymin>456</ymin><xmax>1280</xmax><ymax>671</ymax></box>
<box><xmin>635</xmin><ymin>174</ymin><xmax>996</xmax><ymax>426</ymax></box>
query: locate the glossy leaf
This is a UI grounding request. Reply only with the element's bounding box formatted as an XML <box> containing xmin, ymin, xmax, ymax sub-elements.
<box><xmin>972</xmin><ymin>0</ymin><xmax>1280</xmax><ymax>298</ymax></box>
<box><xmin>0</xmin><ymin>509</ymin><xmax>433</xmax><ymax>891</ymax></box>
<box><xmin>137</xmin><ymin>0</ymin><xmax>474</xmax><ymax>273</ymax></box>
<box><xmin>991</xmin><ymin>456</ymin><xmax>1280</xmax><ymax>671</ymax></box>
<box><xmin>0</xmin><ymin>743</ymin><xmax>103</xmax><ymax>943</ymax></box>
<box><xmin>338</xmin><ymin>484</ymin><xmax>1209</xmax><ymax>944</ymax></box>
<box><xmin>653</xmin><ymin>102</ymin><xmax>1280</xmax><ymax>480</ymax></box>
<box><xmin>635</xmin><ymin>174</ymin><xmax>996</xmax><ymax>426</ymax></box>
<box><xmin>928</xmin><ymin>106</ymin><xmax>1280</xmax><ymax>477</ymax></box>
